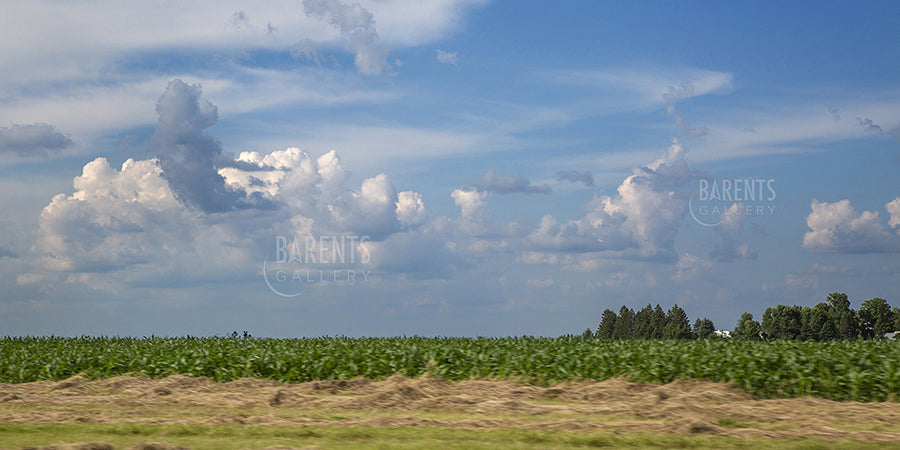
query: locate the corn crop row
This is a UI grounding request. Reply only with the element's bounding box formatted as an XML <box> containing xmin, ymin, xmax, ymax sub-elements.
<box><xmin>1</xmin><ymin>336</ymin><xmax>899</xmax><ymax>402</ymax></box>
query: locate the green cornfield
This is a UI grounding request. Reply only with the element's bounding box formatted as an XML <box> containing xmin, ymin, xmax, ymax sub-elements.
<box><xmin>2</xmin><ymin>336</ymin><xmax>899</xmax><ymax>402</ymax></box>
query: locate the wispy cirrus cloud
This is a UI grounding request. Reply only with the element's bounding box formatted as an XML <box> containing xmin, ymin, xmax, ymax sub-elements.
<box><xmin>688</xmin><ymin>99</ymin><xmax>900</xmax><ymax>163</ymax></box>
<box><xmin>0</xmin><ymin>0</ymin><xmax>486</xmax><ymax>149</ymax></box>
<box><xmin>540</xmin><ymin>66</ymin><xmax>733</xmax><ymax>108</ymax></box>
<box><xmin>1</xmin><ymin>1</ymin><xmax>486</xmax><ymax>83</ymax></box>
<box><xmin>0</xmin><ymin>68</ymin><xmax>401</xmax><ymax>145</ymax></box>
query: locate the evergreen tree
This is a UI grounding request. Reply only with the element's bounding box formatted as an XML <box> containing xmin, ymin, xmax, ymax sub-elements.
<box><xmin>613</xmin><ymin>306</ymin><xmax>635</xmax><ymax>339</ymax></box>
<box><xmin>663</xmin><ymin>305</ymin><xmax>693</xmax><ymax>339</ymax></box>
<box><xmin>596</xmin><ymin>309</ymin><xmax>617</xmax><ymax>339</ymax></box>
<box><xmin>693</xmin><ymin>317</ymin><xmax>716</xmax><ymax>338</ymax></box>
<box><xmin>634</xmin><ymin>304</ymin><xmax>653</xmax><ymax>339</ymax></box>
<box><xmin>649</xmin><ymin>304</ymin><xmax>667</xmax><ymax>339</ymax></box>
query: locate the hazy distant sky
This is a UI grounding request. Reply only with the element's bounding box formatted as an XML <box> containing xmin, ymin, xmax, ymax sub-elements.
<box><xmin>1</xmin><ymin>1</ymin><xmax>899</xmax><ymax>336</ymax></box>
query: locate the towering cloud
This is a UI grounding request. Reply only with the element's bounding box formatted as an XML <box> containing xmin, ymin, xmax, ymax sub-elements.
<box><xmin>31</xmin><ymin>157</ymin><xmax>223</xmax><ymax>275</ymax></box>
<box><xmin>27</xmin><ymin>80</ymin><xmax>430</xmax><ymax>290</ymax></box>
<box><xmin>594</xmin><ymin>140</ymin><xmax>692</xmax><ymax>257</ymax></box>
<box><xmin>888</xmin><ymin>198</ymin><xmax>900</xmax><ymax>229</ymax></box>
<box><xmin>451</xmin><ymin>187</ymin><xmax>488</xmax><ymax>219</ymax></box>
<box><xmin>396</xmin><ymin>191</ymin><xmax>427</xmax><ymax>228</ymax></box>
<box><xmin>149</xmin><ymin>80</ymin><xmax>250</xmax><ymax>212</ymax></box>
<box><xmin>527</xmin><ymin>139</ymin><xmax>694</xmax><ymax>259</ymax></box>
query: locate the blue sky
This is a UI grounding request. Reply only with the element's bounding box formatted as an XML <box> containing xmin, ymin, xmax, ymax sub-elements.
<box><xmin>1</xmin><ymin>0</ymin><xmax>899</xmax><ymax>337</ymax></box>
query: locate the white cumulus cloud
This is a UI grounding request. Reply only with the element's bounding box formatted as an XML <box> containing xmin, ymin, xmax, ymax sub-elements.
<box><xmin>451</xmin><ymin>187</ymin><xmax>488</xmax><ymax>219</ymax></box>
<box><xmin>526</xmin><ymin>139</ymin><xmax>694</xmax><ymax>260</ymax></box>
<box><xmin>30</xmin><ymin>157</ymin><xmax>249</xmax><ymax>281</ymax></box>
<box><xmin>329</xmin><ymin>173</ymin><xmax>401</xmax><ymax>238</ymax></box>
<box><xmin>26</xmin><ymin>80</ymin><xmax>432</xmax><ymax>291</ymax></box>
<box><xmin>802</xmin><ymin>198</ymin><xmax>900</xmax><ymax>253</ymax></box>
<box><xmin>887</xmin><ymin>197</ymin><xmax>900</xmax><ymax>229</ymax></box>
<box><xmin>396</xmin><ymin>191</ymin><xmax>428</xmax><ymax>228</ymax></box>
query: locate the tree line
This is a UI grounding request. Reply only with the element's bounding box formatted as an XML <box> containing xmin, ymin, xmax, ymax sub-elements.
<box><xmin>587</xmin><ymin>304</ymin><xmax>715</xmax><ymax>340</ymax></box>
<box><xmin>586</xmin><ymin>293</ymin><xmax>899</xmax><ymax>341</ymax></box>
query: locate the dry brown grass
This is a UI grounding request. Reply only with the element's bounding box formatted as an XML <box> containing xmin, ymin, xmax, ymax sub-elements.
<box><xmin>3</xmin><ymin>374</ymin><xmax>900</xmax><ymax>444</ymax></box>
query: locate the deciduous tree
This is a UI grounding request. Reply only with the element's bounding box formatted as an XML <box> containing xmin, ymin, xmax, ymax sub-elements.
<box><xmin>859</xmin><ymin>297</ymin><xmax>893</xmax><ymax>339</ymax></box>
<box><xmin>733</xmin><ymin>312</ymin><xmax>761</xmax><ymax>340</ymax></box>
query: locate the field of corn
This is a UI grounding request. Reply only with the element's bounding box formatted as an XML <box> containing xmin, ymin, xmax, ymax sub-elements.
<box><xmin>2</xmin><ymin>336</ymin><xmax>899</xmax><ymax>402</ymax></box>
